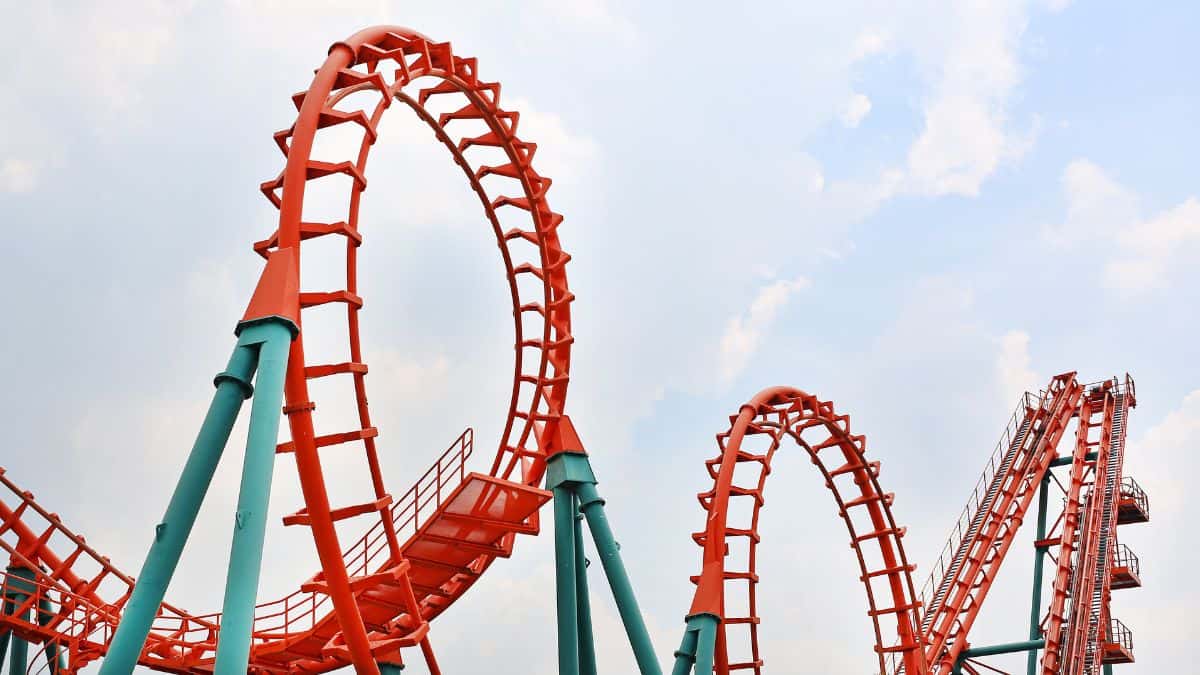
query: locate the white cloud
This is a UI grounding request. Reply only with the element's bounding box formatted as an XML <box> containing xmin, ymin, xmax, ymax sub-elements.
<box><xmin>1043</xmin><ymin>159</ymin><xmax>1139</xmax><ymax>245</ymax></box>
<box><xmin>0</xmin><ymin>158</ymin><xmax>37</xmax><ymax>193</ymax></box>
<box><xmin>841</xmin><ymin>93</ymin><xmax>873</xmax><ymax>128</ymax></box>
<box><xmin>1045</xmin><ymin>159</ymin><xmax>1200</xmax><ymax>294</ymax></box>
<box><xmin>995</xmin><ymin>330</ymin><xmax>1040</xmax><ymax>399</ymax></box>
<box><xmin>852</xmin><ymin>27</ymin><xmax>890</xmax><ymax>61</ymax></box>
<box><xmin>904</xmin><ymin>2</ymin><xmax>1033</xmax><ymax>197</ymax></box>
<box><xmin>1109</xmin><ymin>197</ymin><xmax>1200</xmax><ymax>292</ymax></box>
<box><xmin>719</xmin><ymin>277</ymin><xmax>811</xmax><ymax>383</ymax></box>
<box><xmin>538</xmin><ymin>0</ymin><xmax>638</xmax><ymax>44</ymax></box>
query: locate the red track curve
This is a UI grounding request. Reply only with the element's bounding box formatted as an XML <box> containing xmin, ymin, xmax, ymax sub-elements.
<box><xmin>686</xmin><ymin>386</ymin><xmax>927</xmax><ymax>675</ymax></box>
<box><xmin>0</xmin><ymin>25</ymin><xmax>574</xmax><ymax>674</ymax></box>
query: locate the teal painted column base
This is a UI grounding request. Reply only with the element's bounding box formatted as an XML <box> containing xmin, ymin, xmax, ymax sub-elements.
<box><xmin>213</xmin><ymin>319</ymin><xmax>292</xmax><ymax>675</ymax></box>
<box><xmin>670</xmin><ymin>613</ymin><xmax>719</xmax><ymax>675</ymax></box>
<box><xmin>546</xmin><ymin>452</ymin><xmax>663</xmax><ymax>675</ymax></box>
<box><xmin>378</xmin><ymin>663</ymin><xmax>405</xmax><ymax>674</ymax></box>
<box><xmin>101</xmin><ymin>316</ymin><xmax>296</xmax><ymax>675</ymax></box>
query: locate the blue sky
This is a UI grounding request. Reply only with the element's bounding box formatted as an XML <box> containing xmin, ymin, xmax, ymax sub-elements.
<box><xmin>1</xmin><ymin>1</ymin><xmax>1196</xmax><ymax>673</ymax></box>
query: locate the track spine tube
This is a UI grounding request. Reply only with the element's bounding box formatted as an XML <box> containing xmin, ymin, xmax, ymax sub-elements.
<box><xmin>214</xmin><ymin>319</ymin><xmax>293</xmax><ymax>674</ymax></box>
<box><xmin>574</xmin><ymin>503</ymin><xmax>598</xmax><ymax>675</ymax></box>
<box><xmin>100</xmin><ymin>342</ymin><xmax>258</xmax><ymax>675</ymax></box>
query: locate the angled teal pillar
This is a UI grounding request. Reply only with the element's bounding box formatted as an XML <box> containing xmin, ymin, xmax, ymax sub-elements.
<box><xmin>573</xmin><ymin>503</ymin><xmax>597</xmax><ymax>675</ymax></box>
<box><xmin>546</xmin><ymin>451</ymin><xmax>662</xmax><ymax>675</ymax></box>
<box><xmin>38</xmin><ymin>595</ymin><xmax>66</xmax><ymax>674</ymax></box>
<box><xmin>669</xmin><ymin>622</ymin><xmax>699</xmax><ymax>675</ymax></box>
<box><xmin>671</xmin><ymin>613</ymin><xmax>717</xmax><ymax>675</ymax></box>
<box><xmin>213</xmin><ymin>318</ymin><xmax>293</xmax><ymax>674</ymax></box>
<box><xmin>99</xmin><ymin>339</ymin><xmax>258</xmax><ymax>675</ymax></box>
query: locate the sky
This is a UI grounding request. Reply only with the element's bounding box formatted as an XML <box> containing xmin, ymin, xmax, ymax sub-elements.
<box><xmin>1</xmin><ymin>1</ymin><xmax>1197</xmax><ymax>673</ymax></box>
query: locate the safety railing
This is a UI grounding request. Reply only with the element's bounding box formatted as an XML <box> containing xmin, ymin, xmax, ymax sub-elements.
<box><xmin>1107</xmin><ymin>617</ymin><xmax>1133</xmax><ymax>651</ymax></box>
<box><xmin>0</xmin><ymin>570</ymin><xmax>121</xmax><ymax>667</ymax></box>
<box><xmin>1120</xmin><ymin>476</ymin><xmax>1149</xmax><ymax>519</ymax></box>
<box><xmin>1112</xmin><ymin>543</ymin><xmax>1140</xmax><ymax>578</ymax></box>
<box><xmin>155</xmin><ymin>428</ymin><xmax>478</xmax><ymax>652</ymax></box>
<box><xmin>1</xmin><ymin>430</ymin><xmax>477</xmax><ymax>667</ymax></box>
<box><xmin>916</xmin><ymin>390</ymin><xmax>1042</xmax><ymax>618</ymax></box>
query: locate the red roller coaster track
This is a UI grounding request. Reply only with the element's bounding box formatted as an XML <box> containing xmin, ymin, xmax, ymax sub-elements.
<box><xmin>0</xmin><ymin>23</ymin><xmax>1151</xmax><ymax>675</ymax></box>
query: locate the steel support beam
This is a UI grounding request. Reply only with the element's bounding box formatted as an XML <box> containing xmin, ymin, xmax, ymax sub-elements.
<box><xmin>546</xmin><ymin>453</ymin><xmax>662</xmax><ymax>675</ymax></box>
<box><xmin>214</xmin><ymin>319</ymin><xmax>293</xmax><ymax>674</ymax></box>
<box><xmin>1028</xmin><ymin>476</ymin><xmax>1051</xmax><ymax>675</ymax></box>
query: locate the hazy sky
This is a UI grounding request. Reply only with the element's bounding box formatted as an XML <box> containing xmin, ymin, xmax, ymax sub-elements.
<box><xmin>1</xmin><ymin>1</ymin><xmax>1197</xmax><ymax>673</ymax></box>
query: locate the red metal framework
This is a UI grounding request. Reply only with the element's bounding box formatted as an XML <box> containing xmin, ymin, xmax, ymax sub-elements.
<box><xmin>686</xmin><ymin>387</ymin><xmax>925</xmax><ymax>675</ymax></box>
<box><xmin>919</xmin><ymin>373</ymin><xmax>1082</xmax><ymax>674</ymax></box>
<box><xmin>0</xmin><ymin>21</ymin><xmax>1156</xmax><ymax>675</ymax></box>
<box><xmin>0</xmin><ymin>25</ymin><xmax>572</xmax><ymax>675</ymax></box>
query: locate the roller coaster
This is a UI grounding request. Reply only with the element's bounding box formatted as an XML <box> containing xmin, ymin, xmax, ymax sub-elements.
<box><xmin>0</xmin><ymin>25</ymin><xmax>1151</xmax><ymax>675</ymax></box>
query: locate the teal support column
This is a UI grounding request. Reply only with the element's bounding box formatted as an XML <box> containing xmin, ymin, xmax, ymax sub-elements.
<box><xmin>669</xmin><ymin>625</ymin><xmax>698</xmax><ymax>675</ymax></box>
<box><xmin>553</xmin><ymin>486</ymin><xmax>580</xmax><ymax>675</ymax></box>
<box><xmin>100</xmin><ymin>339</ymin><xmax>258</xmax><ymax>675</ymax></box>
<box><xmin>574</xmin><ymin>502</ymin><xmax>597</xmax><ymax>675</ymax></box>
<box><xmin>213</xmin><ymin>320</ymin><xmax>293</xmax><ymax>675</ymax></box>
<box><xmin>38</xmin><ymin>596</ymin><xmax>66</xmax><ymax>674</ymax></box>
<box><xmin>1028</xmin><ymin>476</ymin><xmax>1051</xmax><ymax>675</ymax></box>
<box><xmin>0</xmin><ymin>621</ymin><xmax>10</xmax><ymax>668</ymax></box>
<box><xmin>546</xmin><ymin>453</ymin><xmax>662</xmax><ymax>675</ymax></box>
<box><xmin>575</xmin><ymin>480</ymin><xmax>661</xmax><ymax>675</ymax></box>
<box><xmin>8</xmin><ymin>604</ymin><xmax>29</xmax><ymax>675</ymax></box>
<box><xmin>690</xmin><ymin>614</ymin><xmax>718</xmax><ymax>675</ymax></box>
<box><xmin>378</xmin><ymin>663</ymin><xmax>404</xmax><ymax>674</ymax></box>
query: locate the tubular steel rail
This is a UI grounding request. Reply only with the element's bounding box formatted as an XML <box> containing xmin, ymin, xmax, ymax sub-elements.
<box><xmin>1</xmin><ymin>24</ymin><xmax>573</xmax><ymax>675</ymax></box>
<box><xmin>681</xmin><ymin>387</ymin><xmax>924</xmax><ymax>675</ymax></box>
<box><xmin>0</xmin><ymin>21</ymin><xmax>1155</xmax><ymax>675</ymax></box>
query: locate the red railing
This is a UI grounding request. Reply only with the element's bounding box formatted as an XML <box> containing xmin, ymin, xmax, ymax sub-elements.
<box><xmin>144</xmin><ymin>428</ymin><xmax>476</xmax><ymax>652</ymax></box>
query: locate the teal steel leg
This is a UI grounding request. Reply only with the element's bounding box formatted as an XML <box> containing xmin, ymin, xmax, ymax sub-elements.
<box><xmin>100</xmin><ymin>340</ymin><xmax>258</xmax><ymax>675</ymax></box>
<box><xmin>573</xmin><ymin>501</ymin><xmax>597</xmax><ymax>675</ymax></box>
<box><xmin>691</xmin><ymin>614</ymin><xmax>718</xmax><ymax>675</ymax></box>
<box><xmin>670</xmin><ymin>626</ymin><xmax>698</xmax><ymax>675</ymax></box>
<box><xmin>213</xmin><ymin>320</ymin><xmax>292</xmax><ymax>675</ymax></box>
<box><xmin>38</xmin><ymin>596</ymin><xmax>65</xmax><ymax>674</ymax></box>
<box><xmin>8</xmin><ymin>602</ymin><xmax>29</xmax><ymax>675</ymax></box>
<box><xmin>575</xmin><ymin>481</ymin><xmax>662</xmax><ymax>675</ymax></box>
<box><xmin>554</xmin><ymin>486</ymin><xmax>581</xmax><ymax>675</ymax></box>
<box><xmin>0</xmin><ymin>600</ymin><xmax>12</xmax><ymax>669</ymax></box>
<box><xmin>378</xmin><ymin>663</ymin><xmax>404</xmax><ymax>674</ymax></box>
<box><xmin>1028</xmin><ymin>476</ymin><xmax>1050</xmax><ymax>675</ymax></box>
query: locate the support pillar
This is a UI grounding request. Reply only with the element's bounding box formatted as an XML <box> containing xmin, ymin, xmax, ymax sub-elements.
<box><xmin>574</xmin><ymin>502</ymin><xmax>597</xmax><ymax>675</ymax></box>
<box><xmin>546</xmin><ymin>452</ymin><xmax>662</xmax><ymax>675</ymax></box>
<box><xmin>1027</xmin><ymin>476</ymin><xmax>1051</xmax><ymax>675</ymax></box>
<box><xmin>553</xmin><ymin>485</ymin><xmax>580</xmax><ymax>675</ymax></box>
<box><xmin>213</xmin><ymin>319</ymin><xmax>293</xmax><ymax>674</ymax></box>
<box><xmin>100</xmin><ymin>342</ymin><xmax>258</xmax><ymax>675</ymax></box>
